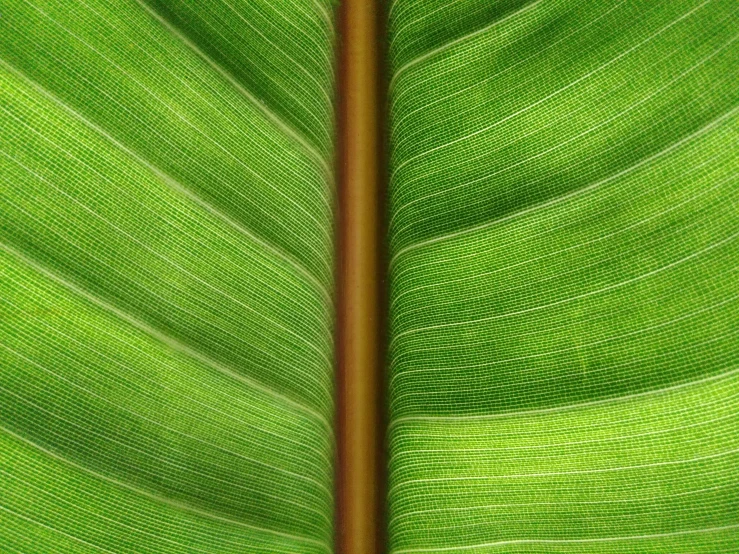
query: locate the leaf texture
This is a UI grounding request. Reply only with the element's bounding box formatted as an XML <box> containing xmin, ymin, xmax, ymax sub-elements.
<box><xmin>0</xmin><ymin>0</ymin><xmax>335</xmax><ymax>552</ymax></box>
<box><xmin>387</xmin><ymin>0</ymin><xmax>739</xmax><ymax>551</ymax></box>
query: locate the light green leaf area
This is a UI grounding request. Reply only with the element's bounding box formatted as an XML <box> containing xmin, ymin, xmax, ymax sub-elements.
<box><xmin>0</xmin><ymin>0</ymin><xmax>335</xmax><ymax>552</ymax></box>
<box><xmin>388</xmin><ymin>0</ymin><xmax>739</xmax><ymax>552</ymax></box>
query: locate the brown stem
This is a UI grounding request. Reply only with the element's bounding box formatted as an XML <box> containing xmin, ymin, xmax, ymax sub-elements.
<box><xmin>336</xmin><ymin>0</ymin><xmax>384</xmax><ymax>552</ymax></box>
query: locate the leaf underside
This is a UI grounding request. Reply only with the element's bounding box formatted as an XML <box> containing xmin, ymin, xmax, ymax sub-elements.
<box><xmin>0</xmin><ymin>0</ymin><xmax>336</xmax><ymax>552</ymax></box>
<box><xmin>1</xmin><ymin>0</ymin><xmax>738</xmax><ymax>553</ymax></box>
<box><xmin>388</xmin><ymin>0</ymin><xmax>739</xmax><ymax>552</ymax></box>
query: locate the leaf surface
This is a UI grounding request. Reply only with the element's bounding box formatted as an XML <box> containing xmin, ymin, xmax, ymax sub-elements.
<box><xmin>0</xmin><ymin>0</ymin><xmax>336</xmax><ymax>551</ymax></box>
<box><xmin>387</xmin><ymin>0</ymin><xmax>739</xmax><ymax>551</ymax></box>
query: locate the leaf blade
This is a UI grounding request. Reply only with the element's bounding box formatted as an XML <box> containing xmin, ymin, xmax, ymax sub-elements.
<box><xmin>388</xmin><ymin>0</ymin><xmax>739</xmax><ymax>550</ymax></box>
<box><xmin>0</xmin><ymin>0</ymin><xmax>336</xmax><ymax>550</ymax></box>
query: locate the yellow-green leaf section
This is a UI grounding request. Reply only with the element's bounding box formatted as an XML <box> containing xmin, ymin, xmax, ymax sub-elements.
<box><xmin>0</xmin><ymin>0</ymin><xmax>336</xmax><ymax>551</ymax></box>
<box><xmin>388</xmin><ymin>0</ymin><xmax>739</xmax><ymax>551</ymax></box>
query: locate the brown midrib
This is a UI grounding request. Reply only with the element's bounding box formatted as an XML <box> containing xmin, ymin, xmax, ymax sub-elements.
<box><xmin>336</xmin><ymin>0</ymin><xmax>385</xmax><ymax>552</ymax></box>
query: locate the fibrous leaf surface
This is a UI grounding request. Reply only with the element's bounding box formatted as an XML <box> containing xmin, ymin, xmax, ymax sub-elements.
<box><xmin>388</xmin><ymin>0</ymin><xmax>739</xmax><ymax>551</ymax></box>
<box><xmin>0</xmin><ymin>0</ymin><xmax>336</xmax><ymax>551</ymax></box>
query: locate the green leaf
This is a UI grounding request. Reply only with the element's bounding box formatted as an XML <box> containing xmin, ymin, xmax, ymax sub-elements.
<box><xmin>0</xmin><ymin>0</ymin><xmax>335</xmax><ymax>552</ymax></box>
<box><xmin>388</xmin><ymin>0</ymin><xmax>739</xmax><ymax>551</ymax></box>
